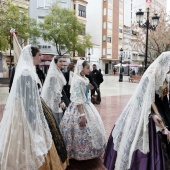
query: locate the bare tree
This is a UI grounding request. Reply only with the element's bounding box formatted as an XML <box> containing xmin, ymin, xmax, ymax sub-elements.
<box><xmin>131</xmin><ymin>11</ymin><xmax>170</xmax><ymax>62</ymax></box>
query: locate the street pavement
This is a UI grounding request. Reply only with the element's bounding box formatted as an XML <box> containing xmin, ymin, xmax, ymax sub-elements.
<box><xmin>0</xmin><ymin>75</ymin><xmax>138</xmax><ymax>170</ymax></box>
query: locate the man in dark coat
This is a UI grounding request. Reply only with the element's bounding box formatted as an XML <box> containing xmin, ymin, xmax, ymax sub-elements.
<box><xmin>90</xmin><ymin>64</ymin><xmax>103</xmax><ymax>104</ymax></box>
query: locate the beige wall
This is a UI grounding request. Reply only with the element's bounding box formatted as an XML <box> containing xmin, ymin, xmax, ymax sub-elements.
<box><xmin>72</xmin><ymin>0</ymin><xmax>88</xmax><ymax>24</ymax></box>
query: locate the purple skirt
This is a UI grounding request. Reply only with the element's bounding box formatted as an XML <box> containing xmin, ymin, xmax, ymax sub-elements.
<box><xmin>104</xmin><ymin>118</ymin><xmax>169</xmax><ymax>170</ymax></box>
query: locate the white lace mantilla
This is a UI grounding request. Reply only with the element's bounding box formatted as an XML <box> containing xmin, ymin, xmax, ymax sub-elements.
<box><xmin>0</xmin><ymin>45</ymin><xmax>52</xmax><ymax>170</ymax></box>
<box><xmin>41</xmin><ymin>57</ymin><xmax>66</xmax><ymax>113</ymax></box>
<box><xmin>112</xmin><ymin>52</ymin><xmax>170</xmax><ymax>169</ymax></box>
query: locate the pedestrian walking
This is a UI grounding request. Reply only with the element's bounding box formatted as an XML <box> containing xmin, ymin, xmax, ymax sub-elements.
<box><xmin>113</xmin><ymin>67</ymin><xmax>116</xmax><ymax>75</ymax></box>
<box><xmin>41</xmin><ymin>55</ymin><xmax>68</xmax><ymax>125</ymax></box>
<box><xmin>60</xmin><ymin>59</ymin><xmax>106</xmax><ymax>160</ymax></box>
<box><xmin>0</xmin><ymin>45</ymin><xmax>68</xmax><ymax>170</ymax></box>
<box><xmin>90</xmin><ymin>64</ymin><xmax>103</xmax><ymax>104</ymax></box>
<box><xmin>104</xmin><ymin>52</ymin><xmax>170</xmax><ymax>170</ymax></box>
<box><xmin>63</xmin><ymin>62</ymin><xmax>75</xmax><ymax>101</ymax></box>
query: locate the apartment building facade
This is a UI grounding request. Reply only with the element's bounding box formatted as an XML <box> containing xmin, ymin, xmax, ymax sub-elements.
<box><xmin>101</xmin><ymin>0</ymin><xmax>124</xmax><ymax>74</ymax></box>
<box><xmin>29</xmin><ymin>0</ymin><xmax>88</xmax><ymax>61</ymax></box>
<box><xmin>86</xmin><ymin>0</ymin><xmax>102</xmax><ymax>68</ymax></box>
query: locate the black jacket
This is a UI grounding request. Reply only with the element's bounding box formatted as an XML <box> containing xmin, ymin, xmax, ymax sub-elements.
<box><xmin>90</xmin><ymin>70</ymin><xmax>103</xmax><ymax>86</ymax></box>
<box><xmin>86</xmin><ymin>74</ymin><xmax>98</xmax><ymax>89</ymax></box>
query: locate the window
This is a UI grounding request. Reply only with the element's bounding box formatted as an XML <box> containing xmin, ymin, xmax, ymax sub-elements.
<box><xmin>39</xmin><ymin>45</ymin><xmax>50</xmax><ymax>49</ymax></box>
<box><xmin>108</xmin><ymin>9</ymin><xmax>112</xmax><ymax>17</ymax></box>
<box><xmin>59</xmin><ymin>1</ymin><xmax>67</xmax><ymax>8</ymax></box>
<box><xmin>37</xmin><ymin>16</ymin><xmax>45</xmax><ymax>23</ymax></box>
<box><xmin>37</xmin><ymin>0</ymin><xmax>44</xmax><ymax>8</ymax></box>
<box><xmin>37</xmin><ymin>0</ymin><xmax>53</xmax><ymax>9</ymax></box>
<box><xmin>103</xmin><ymin>48</ymin><xmax>106</xmax><ymax>55</ymax></box>
<box><xmin>108</xmin><ymin>36</ymin><xmax>112</xmax><ymax>43</ymax></box>
<box><xmin>107</xmin><ymin>48</ymin><xmax>112</xmax><ymax>56</ymax></box>
<box><xmin>108</xmin><ymin>0</ymin><xmax>112</xmax><ymax>3</ymax></box>
<box><xmin>108</xmin><ymin>22</ymin><xmax>112</xmax><ymax>29</ymax></box>
<box><xmin>119</xmin><ymin>27</ymin><xmax>123</xmax><ymax>33</ymax></box>
<box><xmin>103</xmin><ymin>8</ymin><xmax>106</xmax><ymax>15</ymax></box>
<box><xmin>45</xmin><ymin>0</ymin><xmax>52</xmax><ymax>8</ymax></box>
<box><xmin>119</xmin><ymin>0</ymin><xmax>123</xmax><ymax>9</ymax></box>
<box><xmin>78</xmin><ymin>5</ymin><xmax>86</xmax><ymax>18</ymax></box>
<box><xmin>74</xmin><ymin>4</ymin><xmax>76</xmax><ymax>10</ymax></box>
<box><xmin>119</xmin><ymin>38</ymin><xmax>122</xmax><ymax>44</ymax></box>
<box><xmin>119</xmin><ymin>13</ymin><xmax>123</xmax><ymax>22</ymax></box>
<box><xmin>103</xmin><ymin>22</ymin><xmax>106</xmax><ymax>29</ymax></box>
<box><xmin>103</xmin><ymin>35</ymin><xmax>106</xmax><ymax>41</ymax></box>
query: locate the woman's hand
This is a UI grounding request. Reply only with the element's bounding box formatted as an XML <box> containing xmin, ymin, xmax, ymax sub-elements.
<box><xmin>152</xmin><ymin>114</ymin><xmax>163</xmax><ymax>128</ymax></box>
<box><xmin>79</xmin><ymin>116</ymin><xmax>87</xmax><ymax>127</ymax></box>
<box><xmin>60</xmin><ymin>102</ymin><xmax>66</xmax><ymax>109</ymax></box>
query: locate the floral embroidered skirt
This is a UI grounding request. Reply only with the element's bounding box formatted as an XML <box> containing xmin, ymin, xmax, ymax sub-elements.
<box><xmin>60</xmin><ymin>102</ymin><xmax>106</xmax><ymax>160</ymax></box>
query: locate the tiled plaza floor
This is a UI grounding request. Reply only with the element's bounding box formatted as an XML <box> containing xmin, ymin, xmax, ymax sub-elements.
<box><xmin>0</xmin><ymin>76</ymin><xmax>137</xmax><ymax>170</ymax></box>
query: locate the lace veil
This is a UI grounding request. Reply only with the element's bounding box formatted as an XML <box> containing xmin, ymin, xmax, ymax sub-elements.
<box><xmin>41</xmin><ymin>57</ymin><xmax>66</xmax><ymax>113</ymax></box>
<box><xmin>70</xmin><ymin>59</ymin><xmax>89</xmax><ymax>95</ymax></box>
<box><xmin>112</xmin><ymin>52</ymin><xmax>170</xmax><ymax>169</ymax></box>
<box><xmin>0</xmin><ymin>45</ymin><xmax>52</xmax><ymax>170</ymax></box>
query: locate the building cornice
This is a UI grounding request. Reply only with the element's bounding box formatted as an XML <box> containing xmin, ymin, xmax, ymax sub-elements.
<box><xmin>73</xmin><ymin>0</ymin><xmax>88</xmax><ymax>4</ymax></box>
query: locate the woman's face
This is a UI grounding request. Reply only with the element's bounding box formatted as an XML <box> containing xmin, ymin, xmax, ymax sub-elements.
<box><xmin>33</xmin><ymin>50</ymin><xmax>42</xmax><ymax>66</ymax></box>
<box><xmin>82</xmin><ymin>63</ymin><xmax>90</xmax><ymax>75</ymax></box>
<box><xmin>56</xmin><ymin>58</ymin><xmax>64</xmax><ymax>69</ymax></box>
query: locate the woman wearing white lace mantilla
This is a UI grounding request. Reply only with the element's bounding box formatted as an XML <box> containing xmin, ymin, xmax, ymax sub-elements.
<box><xmin>60</xmin><ymin>59</ymin><xmax>106</xmax><ymax>160</ymax></box>
<box><xmin>104</xmin><ymin>52</ymin><xmax>170</xmax><ymax>170</ymax></box>
<box><xmin>0</xmin><ymin>45</ymin><xmax>68</xmax><ymax>170</ymax></box>
<box><xmin>41</xmin><ymin>56</ymin><xmax>67</xmax><ymax>125</ymax></box>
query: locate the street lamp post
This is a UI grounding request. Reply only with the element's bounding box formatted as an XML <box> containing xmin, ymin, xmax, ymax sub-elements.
<box><xmin>127</xmin><ymin>57</ymin><xmax>130</xmax><ymax>76</ymax></box>
<box><xmin>88</xmin><ymin>51</ymin><xmax>91</xmax><ymax>63</ymax></box>
<box><xmin>119</xmin><ymin>48</ymin><xmax>123</xmax><ymax>82</ymax></box>
<box><xmin>136</xmin><ymin>8</ymin><xmax>159</xmax><ymax>71</ymax></box>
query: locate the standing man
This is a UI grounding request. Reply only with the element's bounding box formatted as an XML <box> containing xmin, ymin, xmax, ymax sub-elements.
<box><xmin>90</xmin><ymin>64</ymin><xmax>103</xmax><ymax>104</ymax></box>
<box><xmin>132</xmin><ymin>69</ymin><xmax>136</xmax><ymax>76</ymax></box>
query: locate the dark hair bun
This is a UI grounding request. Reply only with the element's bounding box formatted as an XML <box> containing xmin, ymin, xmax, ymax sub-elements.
<box><xmin>31</xmin><ymin>45</ymin><xmax>39</xmax><ymax>57</ymax></box>
<box><xmin>54</xmin><ymin>55</ymin><xmax>62</xmax><ymax>63</ymax></box>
